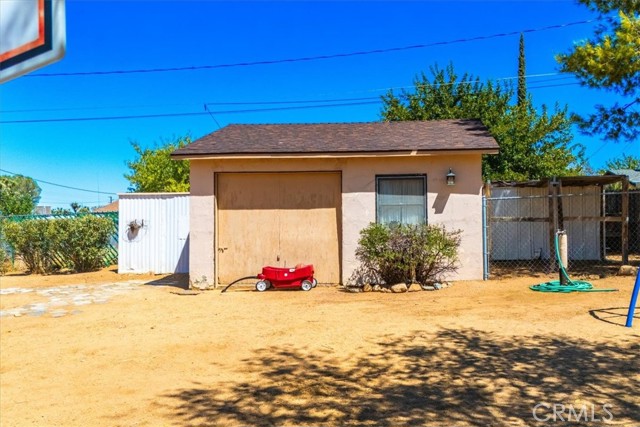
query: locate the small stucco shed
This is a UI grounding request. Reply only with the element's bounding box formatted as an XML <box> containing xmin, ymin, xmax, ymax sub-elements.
<box><xmin>172</xmin><ymin>119</ymin><xmax>499</xmax><ymax>289</ymax></box>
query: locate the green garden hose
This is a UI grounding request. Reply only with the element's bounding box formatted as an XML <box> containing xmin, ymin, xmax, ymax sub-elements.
<box><xmin>530</xmin><ymin>233</ymin><xmax>618</xmax><ymax>293</ymax></box>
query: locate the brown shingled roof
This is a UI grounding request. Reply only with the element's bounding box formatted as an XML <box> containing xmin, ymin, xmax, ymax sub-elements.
<box><xmin>93</xmin><ymin>200</ymin><xmax>119</xmax><ymax>213</ymax></box>
<box><xmin>171</xmin><ymin>119</ymin><xmax>499</xmax><ymax>158</ymax></box>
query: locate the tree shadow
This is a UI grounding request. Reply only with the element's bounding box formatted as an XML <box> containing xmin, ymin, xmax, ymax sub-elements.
<box><xmin>158</xmin><ymin>329</ymin><xmax>639</xmax><ymax>426</ymax></box>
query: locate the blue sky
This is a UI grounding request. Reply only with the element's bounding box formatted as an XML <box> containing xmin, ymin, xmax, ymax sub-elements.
<box><xmin>0</xmin><ymin>0</ymin><xmax>634</xmax><ymax>209</ymax></box>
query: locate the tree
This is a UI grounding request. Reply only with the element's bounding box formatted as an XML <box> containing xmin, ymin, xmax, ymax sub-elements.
<box><xmin>51</xmin><ymin>207</ymin><xmax>71</xmax><ymax>215</ymax></box>
<box><xmin>556</xmin><ymin>0</ymin><xmax>640</xmax><ymax>142</ymax></box>
<box><xmin>518</xmin><ymin>33</ymin><xmax>526</xmax><ymax>107</ymax></box>
<box><xmin>124</xmin><ymin>135</ymin><xmax>191</xmax><ymax>192</ymax></box>
<box><xmin>0</xmin><ymin>174</ymin><xmax>41</xmax><ymax>216</ymax></box>
<box><xmin>381</xmin><ymin>64</ymin><xmax>585</xmax><ymax>181</ymax></box>
<box><xmin>604</xmin><ymin>153</ymin><xmax>640</xmax><ymax>170</ymax></box>
<box><xmin>70</xmin><ymin>202</ymin><xmax>90</xmax><ymax>214</ymax></box>
<box><xmin>52</xmin><ymin>203</ymin><xmax>90</xmax><ymax>215</ymax></box>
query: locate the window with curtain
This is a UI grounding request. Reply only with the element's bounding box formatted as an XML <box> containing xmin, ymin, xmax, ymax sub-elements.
<box><xmin>376</xmin><ymin>175</ymin><xmax>427</xmax><ymax>225</ymax></box>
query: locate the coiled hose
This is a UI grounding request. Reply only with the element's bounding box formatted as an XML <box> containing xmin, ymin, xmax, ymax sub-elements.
<box><xmin>530</xmin><ymin>233</ymin><xmax>617</xmax><ymax>293</ymax></box>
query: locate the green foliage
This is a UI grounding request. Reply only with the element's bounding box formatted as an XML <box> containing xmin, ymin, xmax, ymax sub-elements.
<box><xmin>51</xmin><ymin>203</ymin><xmax>91</xmax><ymax>215</ymax></box>
<box><xmin>3</xmin><ymin>219</ymin><xmax>58</xmax><ymax>274</ymax></box>
<box><xmin>0</xmin><ymin>175</ymin><xmax>42</xmax><ymax>216</ymax></box>
<box><xmin>518</xmin><ymin>34</ymin><xmax>527</xmax><ymax>107</ymax></box>
<box><xmin>380</xmin><ymin>63</ymin><xmax>585</xmax><ymax>181</ymax></box>
<box><xmin>2</xmin><ymin>215</ymin><xmax>114</xmax><ymax>274</ymax></box>
<box><xmin>55</xmin><ymin>215</ymin><xmax>113</xmax><ymax>272</ymax></box>
<box><xmin>0</xmin><ymin>245</ymin><xmax>9</xmax><ymax>275</ymax></box>
<box><xmin>556</xmin><ymin>1</ymin><xmax>640</xmax><ymax>142</ymax></box>
<box><xmin>602</xmin><ymin>153</ymin><xmax>640</xmax><ymax>171</ymax></box>
<box><xmin>125</xmin><ymin>135</ymin><xmax>191</xmax><ymax>192</ymax></box>
<box><xmin>0</xmin><ymin>220</ymin><xmax>11</xmax><ymax>275</ymax></box>
<box><xmin>355</xmin><ymin>222</ymin><xmax>461</xmax><ymax>285</ymax></box>
<box><xmin>51</xmin><ymin>207</ymin><xmax>72</xmax><ymax>215</ymax></box>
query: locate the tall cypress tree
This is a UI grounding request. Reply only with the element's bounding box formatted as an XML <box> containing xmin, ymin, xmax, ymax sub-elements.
<box><xmin>518</xmin><ymin>33</ymin><xmax>526</xmax><ymax>107</ymax></box>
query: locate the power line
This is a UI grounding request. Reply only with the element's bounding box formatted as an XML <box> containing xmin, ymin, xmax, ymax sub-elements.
<box><xmin>528</xmin><ymin>82</ymin><xmax>582</xmax><ymax>90</ymax></box>
<box><xmin>0</xmin><ymin>169</ymin><xmax>118</xmax><ymax>195</ymax></box>
<box><xmin>0</xmin><ymin>100</ymin><xmax>381</xmax><ymax>124</ymax></box>
<box><xmin>203</xmin><ymin>104</ymin><xmax>223</xmax><ymax>129</ymax></box>
<box><xmin>0</xmin><ymin>79</ymin><xmax>586</xmax><ymax>124</ymax></box>
<box><xmin>0</xmin><ymin>102</ymin><xmax>195</xmax><ymax>114</ymax></box>
<box><xmin>27</xmin><ymin>20</ymin><xmax>595</xmax><ymax>77</ymax></box>
<box><xmin>0</xmin><ymin>73</ymin><xmax>580</xmax><ymax>119</ymax></box>
<box><xmin>0</xmin><ymin>73</ymin><xmax>576</xmax><ymax>114</ymax></box>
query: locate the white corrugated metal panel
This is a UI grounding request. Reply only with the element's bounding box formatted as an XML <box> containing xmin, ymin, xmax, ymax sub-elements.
<box><xmin>491</xmin><ymin>187</ymin><xmax>551</xmax><ymax>261</ymax></box>
<box><xmin>563</xmin><ymin>187</ymin><xmax>600</xmax><ymax>260</ymax></box>
<box><xmin>118</xmin><ymin>193</ymin><xmax>189</xmax><ymax>274</ymax></box>
<box><xmin>490</xmin><ymin>186</ymin><xmax>601</xmax><ymax>261</ymax></box>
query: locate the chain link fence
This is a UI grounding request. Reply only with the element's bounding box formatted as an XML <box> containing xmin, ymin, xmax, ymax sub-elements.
<box><xmin>484</xmin><ymin>189</ymin><xmax>640</xmax><ymax>279</ymax></box>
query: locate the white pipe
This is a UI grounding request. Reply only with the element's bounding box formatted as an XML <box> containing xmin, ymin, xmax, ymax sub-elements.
<box><xmin>558</xmin><ymin>230</ymin><xmax>568</xmax><ymax>270</ymax></box>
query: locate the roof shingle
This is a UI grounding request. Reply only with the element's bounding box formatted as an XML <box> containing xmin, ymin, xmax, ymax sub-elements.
<box><xmin>171</xmin><ymin>119</ymin><xmax>499</xmax><ymax>157</ymax></box>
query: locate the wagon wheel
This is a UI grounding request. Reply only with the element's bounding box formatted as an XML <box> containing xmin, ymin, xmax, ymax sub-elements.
<box><xmin>256</xmin><ymin>280</ymin><xmax>269</xmax><ymax>292</ymax></box>
<box><xmin>301</xmin><ymin>280</ymin><xmax>313</xmax><ymax>291</ymax></box>
<box><xmin>311</xmin><ymin>278</ymin><xmax>318</xmax><ymax>288</ymax></box>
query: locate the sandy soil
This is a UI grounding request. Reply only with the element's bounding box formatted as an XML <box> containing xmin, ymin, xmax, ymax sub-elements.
<box><xmin>1</xmin><ymin>268</ymin><xmax>638</xmax><ymax>426</ymax></box>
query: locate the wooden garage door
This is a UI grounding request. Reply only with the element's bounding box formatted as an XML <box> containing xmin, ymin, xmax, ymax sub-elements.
<box><xmin>217</xmin><ymin>172</ymin><xmax>341</xmax><ymax>285</ymax></box>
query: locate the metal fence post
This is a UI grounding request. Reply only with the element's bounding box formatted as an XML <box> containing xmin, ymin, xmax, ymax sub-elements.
<box><xmin>482</xmin><ymin>195</ymin><xmax>489</xmax><ymax>280</ymax></box>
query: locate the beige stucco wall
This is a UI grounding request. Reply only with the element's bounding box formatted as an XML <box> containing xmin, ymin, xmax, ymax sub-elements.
<box><xmin>188</xmin><ymin>154</ymin><xmax>484</xmax><ymax>289</ymax></box>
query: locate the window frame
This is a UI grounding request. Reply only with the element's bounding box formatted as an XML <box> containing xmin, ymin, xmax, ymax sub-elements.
<box><xmin>375</xmin><ymin>174</ymin><xmax>428</xmax><ymax>225</ymax></box>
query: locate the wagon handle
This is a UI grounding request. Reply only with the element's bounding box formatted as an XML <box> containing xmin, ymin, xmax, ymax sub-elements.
<box><xmin>220</xmin><ymin>276</ymin><xmax>259</xmax><ymax>293</ymax></box>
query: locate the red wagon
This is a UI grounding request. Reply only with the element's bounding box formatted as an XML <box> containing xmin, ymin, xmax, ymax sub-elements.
<box><xmin>255</xmin><ymin>264</ymin><xmax>317</xmax><ymax>292</ymax></box>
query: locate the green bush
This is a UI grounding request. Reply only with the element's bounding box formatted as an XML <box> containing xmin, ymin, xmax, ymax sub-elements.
<box><xmin>0</xmin><ymin>220</ymin><xmax>11</xmax><ymax>275</ymax></box>
<box><xmin>0</xmin><ymin>245</ymin><xmax>9</xmax><ymax>275</ymax></box>
<box><xmin>3</xmin><ymin>219</ymin><xmax>59</xmax><ymax>274</ymax></box>
<box><xmin>355</xmin><ymin>223</ymin><xmax>461</xmax><ymax>286</ymax></box>
<box><xmin>55</xmin><ymin>215</ymin><xmax>113</xmax><ymax>272</ymax></box>
<box><xmin>2</xmin><ymin>215</ymin><xmax>114</xmax><ymax>274</ymax></box>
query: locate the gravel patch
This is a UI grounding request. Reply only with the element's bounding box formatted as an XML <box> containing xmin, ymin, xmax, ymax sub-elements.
<box><xmin>0</xmin><ymin>281</ymin><xmax>143</xmax><ymax>318</ymax></box>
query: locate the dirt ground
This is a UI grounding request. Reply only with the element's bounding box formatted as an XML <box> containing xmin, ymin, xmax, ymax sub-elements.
<box><xmin>1</xmin><ymin>267</ymin><xmax>638</xmax><ymax>427</ymax></box>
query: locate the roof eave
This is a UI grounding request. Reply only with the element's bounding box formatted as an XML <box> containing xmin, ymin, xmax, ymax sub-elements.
<box><xmin>171</xmin><ymin>147</ymin><xmax>499</xmax><ymax>160</ymax></box>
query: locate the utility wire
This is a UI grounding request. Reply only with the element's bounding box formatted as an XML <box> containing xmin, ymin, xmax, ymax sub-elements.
<box><xmin>0</xmin><ymin>169</ymin><xmax>118</xmax><ymax>195</ymax></box>
<box><xmin>0</xmin><ymin>80</ymin><xmax>585</xmax><ymax>124</ymax></box>
<box><xmin>0</xmin><ymin>100</ymin><xmax>381</xmax><ymax>124</ymax></box>
<box><xmin>203</xmin><ymin>104</ymin><xmax>223</xmax><ymax>129</ymax></box>
<box><xmin>0</xmin><ymin>78</ymin><xmax>586</xmax><ymax>124</ymax></box>
<box><xmin>1</xmin><ymin>73</ymin><xmax>576</xmax><ymax>114</ymax></box>
<box><xmin>27</xmin><ymin>20</ymin><xmax>595</xmax><ymax>77</ymax></box>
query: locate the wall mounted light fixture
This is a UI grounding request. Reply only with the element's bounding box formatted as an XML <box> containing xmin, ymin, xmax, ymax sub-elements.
<box><xmin>446</xmin><ymin>168</ymin><xmax>456</xmax><ymax>186</ymax></box>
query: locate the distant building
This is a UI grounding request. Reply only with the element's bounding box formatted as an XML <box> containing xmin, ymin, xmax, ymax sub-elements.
<box><xmin>604</xmin><ymin>169</ymin><xmax>640</xmax><ymax>188</ymax></box>
<box><xmin>93</xmin><ymin>200</ymin><xmax>119</xmax><ymax>213</ymax></box>
<box><xmin>35</xmin><ymin>206</ymin><xmax>51</xmax><ymax>215</ymax></box>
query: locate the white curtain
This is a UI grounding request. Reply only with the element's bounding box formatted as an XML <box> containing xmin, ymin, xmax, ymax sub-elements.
<box><xmin>377</xmin><ymin>177</ymin><xmax>426</xmax><ymax>225</ymax></box>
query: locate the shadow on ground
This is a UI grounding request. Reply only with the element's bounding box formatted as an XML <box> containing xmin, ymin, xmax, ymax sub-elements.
<box><xmin>590</xmin><ymin>307</ymin><xmax>638</xmax><ymax>327</ymax></box>
<box><xmin>158</xmin><ymin>329</ymin><xmax>640</xmax><ymax>426</ymax></box>
<box><xmin>144</xmin><ymin>274</ymin><xmax>189</xmax><ymax>290</ymax></box>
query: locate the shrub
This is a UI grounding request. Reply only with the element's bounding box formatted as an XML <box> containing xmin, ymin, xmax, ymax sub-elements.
<box><xmin>2</xmin><ymin>215</ymin><xmax>114</xmax><ymax>274</ymax></box>
<box><xmin>55</xmin><ymin>215</ymin><xmax>113</xmax><ymax>272</ymax></box>
<box><xmin>0</xmin><ymin>220</ymin><xmax>10</xmax><ymax>275</ymax></box>
<box><xmin>3</xmin><ymin>218</ymin><xmax>59</xmax><ymax>274</ymax></box>
<box><xmin>355</xmin><ymin>223</ymin><xmax>461</xmax><ymax>286</ymax></box>
<box><xmin>0</xmin><ymin>246</ymin><xmax>9</xmax><ymax>275</ymax></box>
